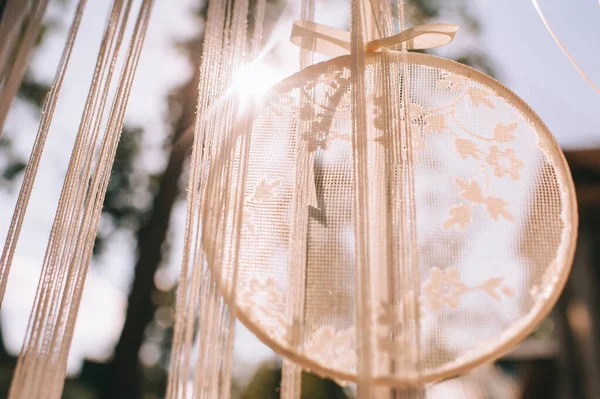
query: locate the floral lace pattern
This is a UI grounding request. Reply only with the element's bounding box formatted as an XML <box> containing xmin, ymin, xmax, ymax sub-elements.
<box><xmin>430</xmin><ymin>75</ymin><xmax>523</xmax><ymax>230</ymax></box>
<box><xmin>241</xmin><ymin>268</ymin><xmax>516</xmax><ymax>374</ymax></box>
<box><xmin>486</xmin><ymin>145</ymin><xmax>523</xmax><ymax>180</ymax></box>
<box><xmin>303</xmin><ymin>326</ymin><xmax>356</xmax><ymax>373</ymax></box>
<box><xmin>238</xmin><ymin>278</ymin><xmax>289</xmax><ymax>343</ymax></box>
<box><xmin>422</xmin><ymin>267</ymin><xmax>515</xmax><ymax>311</ymax></box>
<box><xmin>240</xmin><ymin>73</ymin><xmax>526</xmax><ymax>371</ymax></box>
<box><xmin>368</xmin><ymin>70</ymin><xmax>524</xmax><ymax>231</ymax></box>
<box><xmin>299</xmin><ymin>71</ymin><xmax>352</xmax><ymax>151</ymax></box>
<box><xmin>444</xmin><ymin>178</ymin><xmax>514</xmax><ymax>229</ymax></box>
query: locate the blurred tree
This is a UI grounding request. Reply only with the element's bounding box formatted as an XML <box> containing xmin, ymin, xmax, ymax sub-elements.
<box><xmin>99</xmin><ymin>3</ymin><xmax>205</xmax><ymax>398</ymax></box>
<box><xmin>406</xmin><ymin>0</ymin><xmax>495</xmax><ymax>76</ymax></box>
<box><xmin>0</xmin><ymin>74</ymin><xmax>50</xmax><ymax>188</ymax></box>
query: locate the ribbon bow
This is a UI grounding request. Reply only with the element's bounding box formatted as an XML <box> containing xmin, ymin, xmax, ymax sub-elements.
<box><xmin>290</xmin><ymin>20</ymin><xmax>459</xmax><ymax>57</ymax></box>
<box><xmin>290</xmin><ymin>20</ymin><xmax>458</xmax><ymax>209</ymax></box>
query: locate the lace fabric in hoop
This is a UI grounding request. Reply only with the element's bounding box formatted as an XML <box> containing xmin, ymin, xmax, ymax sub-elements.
<box><xmin>202</xmin><ymin>51</ymin><xmax>577</xmax><ymax>386</ymax></box>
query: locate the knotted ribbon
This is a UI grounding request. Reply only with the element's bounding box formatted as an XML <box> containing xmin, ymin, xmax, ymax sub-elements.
<box><xmin>290</xmin><ymin>20</ymin><xmax>459</xmax><ymax>57</ymax></box>
<box><xmin>290</xmin><ymin>21</ymin><xmax>459</xmax><ymax>208</ymax></box>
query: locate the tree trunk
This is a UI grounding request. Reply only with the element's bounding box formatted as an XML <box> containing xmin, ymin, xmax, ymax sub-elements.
<box><xmin>100</xmin><ymin>67</ymin><xmax>198</xmax><ymax>398</ymax></box>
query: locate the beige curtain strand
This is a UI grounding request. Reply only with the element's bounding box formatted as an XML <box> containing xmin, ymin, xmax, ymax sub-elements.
<box><xmin>167</xmin><ymin>0</ymin><xmax>266</xmax><ymax>397</ymax></box>
<box><xmin>0</xmin><ymin>0</ymin><xmax>88</xmax><ymax>307</ymax></box>
<box><xmin>0</xmin><ymin>0</ymin><xmax>50</xmax><ymax>135</ymax></box>
<box><xmin>7</xmin><ymin>1</ymin><xmax>153</xmax><ymax>397</ymax></box>
<box><xmin>280</xmin><ymin>0</ymin><xmax>315</xmax><ymax>397</ymax></box>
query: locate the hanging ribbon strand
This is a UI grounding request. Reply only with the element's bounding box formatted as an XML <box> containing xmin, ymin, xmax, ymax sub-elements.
<box><xmin>0</xmin><ymin>0</ymin><xmax>50</xmax><ymax>135</ymax></box>
<box><xmin>166</xmin><ymin>0</ymin><xmax>229</xmax><ymax>394</ymax></box>
<box><xmin>166</xmin><ymin>0</ymin><xmax>266</xmax><ymax>397</ymax></box>
<box><xmin>280</xmin><ymin>0</ymin><xmax>315</xmax><ymax>396</ymax></box>
<box><xmin>532</xmin><ymin>0</ymin><xmax>600</xmax><ymax>94</ymax></box>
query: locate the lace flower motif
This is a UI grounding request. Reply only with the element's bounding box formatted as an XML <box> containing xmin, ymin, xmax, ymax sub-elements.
<box><xmin>252</xmin><ymin>179</ymin><xmax>281</xmax><ymax>202</ymax></box>
<box><xmin>455</xmin><ymin>138</ymin><xmax>480</xmax><ymax>160</ymax></box>
<box><xmin>436</xmin><ymin>73</ymin><xmax>464</xmax><ymax>90</ymax></box>
<box><xmin>486</xmin><ymin>145</ymin><xmax>524</xmax><ymax>180</ymax></box>
<box><xmin>467</xmin><ymin>86</ymin><xmax>495</xmax><ymax>108</ymax></box>
<box><xmin>422</xmin><ymin>267</ymin><xmax>469</xmax><ymax>311</ymax></box>
<box><xmin>304</xmin><ymin>326</ymin><xmax>355</xmax><ymax>371</ymax></box>
<box><xmin>239</xmin><ymin>278</ymin><xmax>287</xmax><ymax>341</ymax></box>
<box><xmin>444</xmin><ymin>204</ymin><xmax>472</xmax><ymax>229</ymax></box>
<box><xmin>422</xmin><ymin>268</ymin><xmax>515</xmax><ymax>311</ymax></box>
<box><xmin>423</xmin><ymin>113</ymin><xmax>447</xmax><ymax>135</ymax></box>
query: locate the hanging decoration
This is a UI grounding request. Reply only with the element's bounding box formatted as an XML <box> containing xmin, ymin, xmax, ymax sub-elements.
<box><xmin>200</xmin><ymin>0</ymin><xmax>578</xmax><ymax>389</ymax></box>
<box><xmin>0</xmin><ymin>1</ymin><xmax>154</xmax><ymax>397</ymax></box>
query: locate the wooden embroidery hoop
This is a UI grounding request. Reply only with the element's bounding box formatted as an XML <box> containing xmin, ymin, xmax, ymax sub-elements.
<box><xmin>201</xmin><ymin>51</ymin><xmax>577</xmax><ymax>386</ymax></box>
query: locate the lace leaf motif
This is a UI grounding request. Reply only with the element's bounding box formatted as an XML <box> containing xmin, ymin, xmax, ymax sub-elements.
<box><xmin>486</xmin><ymin>145</ymin><xmax>523</xmax><ymax>180</ymax></box>
<box><xmin>444</xmin><ymin>179</ymin><xmax>514</xmax><ymax>229</ymax></box>
<box><xmin>239</xmin><ymin>268</ymin><xmax>516</xmax><ymax>376</ymax></box>
<box><xmin>438</xmin><ymin>78</ymin><xmax>523</xmax><ymax>230</ymax></box>
<box><xmin>422</xmin><ymin>267</ymin><xmax>515</xmax><ymax>312</ymax></box>
<box><xmin>493</xmin><ymin>121</ymin><xmax>518</xmax><ymax>143</ymax></box>
<box><xmin>467</xmin><ymin>86</ymin><xmax>495</xmax><ymax>109</ymax></box>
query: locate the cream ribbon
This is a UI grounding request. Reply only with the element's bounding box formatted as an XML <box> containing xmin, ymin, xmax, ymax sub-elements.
<box><xmin>290</xmin><ymin>20</ymin><xmax>459</xmax><ymax>56</ymax></box>
<box><xmin>532</xmin><ymin>0</ymin><xmax>600</xmax><ymax>95</ymax></box>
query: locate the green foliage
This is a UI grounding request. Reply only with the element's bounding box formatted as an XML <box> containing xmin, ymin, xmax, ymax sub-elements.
<box><xmin>407</xmin><ymin>0</ymin><xmax>496</xmax><ymax>77</ymax></box>
<box><xmin>409</xmin><ymin>0</ymin><xmax>439</xmax><ymax>19</ymax></box>
<box><xmin>95</xmin><ymin>125</ymin><xmax>152</xmax><ymax>255</ymax></box>
<box><xmin>1</xmin><ymin>159</ymin><xmax>26</xmax><ymax>181</ymax></box>
<box><xmin>242</xmin><ymin>361</ymin><xmax>348</xmax><ymax>399</ymax></box>
<box><xmin>0</xmin><ymin>137</ymin><xmax>25</xmax><ymax>188</ymax></box>
<box><xmin>0</xmin><ymin>78</ymin><xmax>49</xmax><ymax>187</ymax></box>
<box><xmin>454</xmin><ymin>54</ymin><xmax>495</xmax><ymax>78</ymax></box>
<box><xmin>16</xmin><ymin>77</ymin><xmax>49</xmax><ymax>109</ymax></box>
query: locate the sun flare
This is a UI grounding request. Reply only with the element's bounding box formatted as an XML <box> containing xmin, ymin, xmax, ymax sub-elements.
<box><xmin>231</xmin><ymin>63</ymin><xmax>282</xmax><ymax>101</ymax></box>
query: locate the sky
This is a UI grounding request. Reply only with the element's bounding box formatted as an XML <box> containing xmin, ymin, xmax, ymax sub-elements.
<box><xmin>474</xmin><ymin>0</ymin><xmax>600</xmax><ymax>149</ymax></box>
<box><xmin>0</xmin><ymin>0</ymin><xmax>598</xmax><ymax>381</ymax></box>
